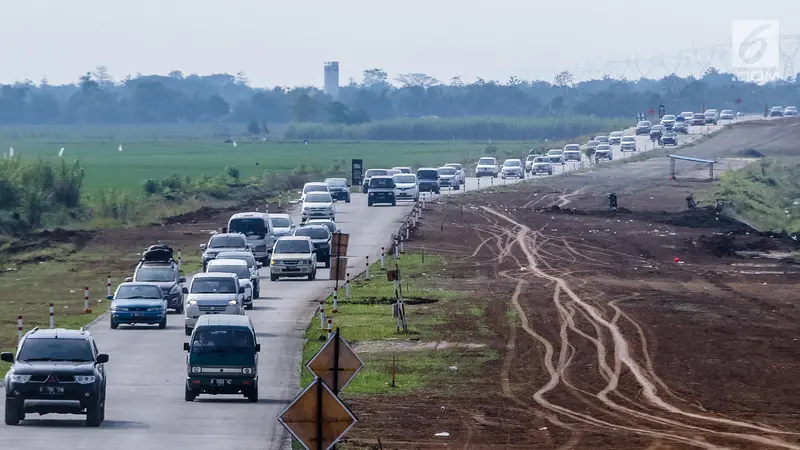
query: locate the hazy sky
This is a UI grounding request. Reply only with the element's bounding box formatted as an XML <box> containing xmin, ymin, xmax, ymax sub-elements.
<box><xmin>3</xmin><ymin>0</ymin><xmax>800</xmax><ymax>87</ymax></box>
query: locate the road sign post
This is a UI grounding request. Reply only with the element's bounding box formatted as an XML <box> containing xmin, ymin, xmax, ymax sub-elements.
<box><xmin>278</xmin><ymin>376</ymin><xmax>358</xmax><ymax>450</ymax></box>
<box><xmin>307</xmin><ymin>328</ymin><xmax>365</xmax><ymax>393</ymax></box>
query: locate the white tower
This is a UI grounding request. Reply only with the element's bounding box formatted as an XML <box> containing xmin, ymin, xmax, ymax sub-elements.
<box><xmin>324</xmin><ymin>61</ymin><xmax>340</xmax><ymax>100</ymax></box>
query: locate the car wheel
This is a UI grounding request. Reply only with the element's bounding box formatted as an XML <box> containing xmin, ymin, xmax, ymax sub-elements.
<box><xmin>158</xmin><ymin>317</ymin><xmax>167</xmax><ymax>329</ymax></box>
<box><xmin>185</xmin><ymin>386</ymin><xmax>197</xmax><ymax>402</ymax></box>
<box><xmin>86</xmin><ymin>398</ymin><xmax>102</xmax><ymax>427</ymax></box>
<box><xmin>247</xmin><ymin>385</ymin><xmax>259</xmax><ymax>402</ymax></box>
<box><xmin>391</xmin><ymin>198</ymin><xmax>397</xmax><ymax>206</ymax></box>
<box><xmin>270</xmin><ymin>274</ymin><xmax>278</xmax><ymax>281</ymax></box>
<box><xmin>110</xmin><ymin>318</ymin><xmax>118</xmax><ymax>329</ymax></box>
<box><xmin>184</xmin><ymin>326</ymin><xmax>192</xmax><ymax>336</ymax></box>
<box><xmin>308</xmin><ymin>271</ymin><xmax>315</xmax><ymax>281</ymax></box>
<box><xmin>245</xmin><ymin>303</ymin><xmax>253</xmax><ymax>310</ymax></box>
<box><xmin>367</xmin><ymin>199</ymin><xmax>372</xmax><ymax>207</ymax></box>
<box><xmin>324</xmin><ymin>258</ymin><xmax>330</xmax><ymax>268</ymax></box>
<box><xmin>4</xmin><ymin>399</ymin><xmax>21</xmax><ymax>425</ymax></box>
<box><xmin>345</xmin><ymin>197</ymin><xmax>350</xmax><ymax>203</ymax></box>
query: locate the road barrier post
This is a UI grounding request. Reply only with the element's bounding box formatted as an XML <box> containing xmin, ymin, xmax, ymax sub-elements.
<box><xmin>84</xmin><ymin>287</ymin><xmax>91</xmax><ymax>313</ymax></box>
<box><xmin>326</xmin><ymin>319</ymin><xmax>333</xmax><ymax>339</ymax></box>
<box><xmin>278</xmin><ymin>192</ymin><xmax>282</xmax><ymax>208</ymax></box>
<box><xmin>405</xmin><ymin>225</ymin><xmax>410</xmax><ymax>241</ymax></box>
<box><xmin>394</xmin><ymin>236</ymin><xmax>400</xmax><ymax>259</ymax></box>
<box><xmin>477</xmin><ymin>177</ymin><xmax>480</xmax><ymax>189</ymax></box>
<box><xmin>380</xmin><ymin>247</ymin><xmax>385</xmax><ymax>269</ymax></box>
<box><xmin>178</xmin><ymin>249</ymin><xmax>182</xmax><ymax>270</ymax></box>
<box><xmin>106</xmin><ymin>275</ymin><xmax>112</xmax><ymax>297</ymax></box>
<box><xmin>491</xmin><ymin>177</ymin><xmax>494</xmax><ymax>186</ymax></box>
<box><xmin>365</xmin><ymin>256</ymin><xmax>370</xmax><ymax>280</ymax></box>
<box><xmin>319</xmin><ymin>301</ymin><xmax>326</xmax><ymax>329</ymax></box>
<box><xmin>332</xmin><ymin>288</ymin><xmax>339</xmax><ymax>313</ymax></box>
<box><xmin>400</xmin><ymin>235</ymin><xmax>405</xmax><ymax>253</ymax></box>
<box><xmin>17</xmin><ymin>315</ymin><xmax>22</xmax><ymax>342</ymax></box>
<box><xmin>345</xmin><ymin>273</ymin><xmax>351</xmax><ymax>298</ymax></box>
<box><xmin>49</xmin><ymin>303</ymin><xmax>55</xmax><ymax>329</ymax></box>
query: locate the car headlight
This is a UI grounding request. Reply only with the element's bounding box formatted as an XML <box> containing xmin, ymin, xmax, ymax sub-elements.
<box><xmin>110</xmin><ymin>304</ymin><xmax>117</xmax><ymax>311</ymax></box>
<box><xmin>116</xmin><ymin>306</ymin><xmax>129</xmax><ymax>312</ymax></box>
<box><xmin>190</xmin><ymin>366</ymin><xmax>202</xmax><ymax>374</ymax></box>
<box><xmin>74</xmin><ymin>375</ymin><xmax>96</xmax><ymax>384</ymax></box>
<box><xmin>242</xmin><ymin>367</ymin><xmax>254</xmax><ymax>375</ymax></box>
<box><xmin>187</xmin><ymin>299</ymin><xmax>197</xmax><ymax>305</ymax></box>
<box><xmin>10</xmin><ymin>374</ymin><xmax>31</xmax><ymax>383</ymax></box>
<box><xmin>170</xmin><ymin>285</ymin><xmax>179</xmax><ymax>294</ymax></box>
<box><xmin>147</xmin><ymin>306</ymin><xmax>162</xmax><ymax>312</ymax></box>
<box><xmin>228</xmin><ymin>299</ymin><xmax>238</xmax><ymax>305</ymax></box>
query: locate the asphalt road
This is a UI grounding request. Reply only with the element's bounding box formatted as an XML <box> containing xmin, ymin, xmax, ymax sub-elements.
<box><xmin>2</xmin><ymin>114</ymin><xmax>766</xmax><ymax>449</ymax></box>
<box><xmin>3</xmin><ymin>195</ymin><xmax>416</xmax><ymax>450</ymax></box>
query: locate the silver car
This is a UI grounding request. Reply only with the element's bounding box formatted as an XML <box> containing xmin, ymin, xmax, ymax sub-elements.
<box><xmin>205</xmin><ymin>259</ymin><xmax>254</xmax><ymax>309</ymax></box>
<box><xmin>269</xmin><ymin>236</ymin><xmax>317</xmax><ymax>281</ymax></box>
<box><xmin>183</xmin><ymin>273</ymin><xmax>245</xmax><ymax>336</ymax></box>
<box><xmin>267</xmin><ymin>213</ymin><xmax>295</xmax><ymax>238</ymax></box>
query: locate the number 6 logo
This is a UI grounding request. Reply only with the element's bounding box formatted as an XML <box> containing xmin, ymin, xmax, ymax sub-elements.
<box><xmin>731</xmin><ymin>20</ymin><xmax>780</xmax><ymax>69</ymax></box>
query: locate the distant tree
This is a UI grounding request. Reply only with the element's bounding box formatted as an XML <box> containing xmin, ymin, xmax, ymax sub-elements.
<box><xmin>260</xmin><ymin>120</ymin><xmax>270</xmax><ymax>135</ymax></box>
<box><xmin>225</xmin><ymin>166</ymin><xmax>240</xmax><ymax>180</ymax></box>
<box><xmin>553</xmin><ymin>71</ymin><xmax>575</xmax><ymax>99</ymax></box>
<box><xmin>507</xmin><ymin>76</ymin><xmax>522</xmax><ymax>86</ymax></box>
<box><xmin>395</xmin><ymin>73</ymin><xmax>439</xmax><ymax>88</ymax></box>
<box><xmin>235</xmin><ymin>71</ymin><xmax>249</xmax><ymax>86</ymax></box>
<box><xmin>291</xmin><ymin>93</ymin><xmax>316</xmax><ymax>122</ymax></box>
<box><xmin>361</xmin><ymin>68</ymin><xmax>389</xmax><ymax>89</ymax></box>
<box><xmin>206</xmin><ymin>95</ymin><xmax>230</xmax><ymax>119</ymax></box>
<box><xmin>93</xmin><ymin>66</ymin><xmax>114</xmax><ymax>86</ymax></box>
<box><xmin>703</xmin><ymin>67</ymin><xmax>720</xmax><ymax>77</ymax></box>
<box><xmin>247</xmin><ymin>120</ymin><xmax>261</xmax><ymax>135</ymax></box>
<box><xmin>449</xmin><ymin>75</ymin><xmax>464</xmax><ymax>87</ymax></box>
<box><xmin>78</xmin><ymin>72</ymin><xmax>99</xmax><ymax>93</ymax></box>
<box><xmin>168</xmin><ymin>70</ymin><xmax>184</xmax><ymax>80</ymax></box>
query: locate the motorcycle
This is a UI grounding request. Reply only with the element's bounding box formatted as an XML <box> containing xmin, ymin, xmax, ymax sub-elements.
<box><xmin>686</xmin><ymin>194</ymin><xmax>696</xmax><ymax>209</ymax></box>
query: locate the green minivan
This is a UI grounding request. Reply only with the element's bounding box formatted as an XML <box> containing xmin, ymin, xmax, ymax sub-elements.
<box><xmin>183</xmin><ymin>314</ymin><xmax>260</xmax><ymax>402</ymax></box>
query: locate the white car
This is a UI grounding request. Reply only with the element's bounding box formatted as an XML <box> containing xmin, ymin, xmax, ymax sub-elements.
<box><xmin>386</xmin><ymin>169</ymin><xmax>401</xmax><ymax>177</ymax></box>
<box><xmin>393</xmin><ymin>173</ymin><xmax>419</xmax><ymax>201</ymax></box>
<box><xmin>594</xmin><ymin>144</ymin><xmax>613</xmax><ymax>161</ymax></box>
<box><xmin>444</xmin><ymin>163</ymin><xmax>465</xmax><ymax>185</ymax></box>
<box><xmin>475</xmin><ymin>157</ymin><xmax>499</xmax><ymax>178</ymax></box>
<box><xmin>182</xmin><ymin>273</ymin><xmax>245</xmax><ymax>335</ymax></box>
<box><xmin>784</xmin><ymin>106</ymin><xmax>798</xmax><ymax>116</ymax></box>
<box><xmin>500</xmin><ymin>159</ymin><xmax>523</xmax><ymax>179</ymax></box>
<box><xmin>300</xmin><ymin>182</ymin><xmax>330</xmax><ymax>202</ymax></box>
<box><xmin>660</xmin><ymin>114</ymin><xmax>676</xmax><ymax>128</ymax></box>
<box><xmin>563</xmin><ymin>144</ymin><xmax>581</xmax><ymax>162</ymax></box>
<box><xmin>205</xmin><ymin>259</ymin><xmax>254</xmax><ymax>310</ymax></box>
<box><xmin>268</xmin><ymin>213</ymin><xmax>295</xmax><ymax>238</ymax></box>
<box><xmin>608</xmin><ymin>131</ymin><xmax>623</xmax><ymax>145</ymax></box>
<box><xmin>719</xmin><ymin>109</ymin><xmax>734</xmax><ymax>120</ymax></box>
<box><xmin>547</xmin><ymin>149</ymin><xmax>564</xmax><ymax>164</ymax></box>
<box><xmin>530</xmin><ymin>156</ymin><xmax>553</xmax><ymax>175</ymax></box>
<box><xmin>391</xmin><ymin>166</ymin><xmax>413</xmax><ymax>174</ymax></box>
<box><xmin>680</xmin><ymin>111</ymin><xmax>694</xmax><ymax>121</ymax></box>
<box><xmin>524</xmin><ymin>154</ymin><xmax>537</xmax><ymax>172</ymax></box>
<box><xmin>437</xmin><ymin>166</ymin><xmax>460</xmax><ymax>190</ymax></box>
<box><xmin>269</xmin><ymin>236</ymin><xmax>317</xmax><ymax>281</ymax></box>
<box><xmin>301</xmin><ymin>191</ymin><xmax>335</xmax><ymax>223</ymax></box>
<box><xmin>620</xmin><ymin>135</ymin><xmax>637</xmax><ymax>152</ymax></box>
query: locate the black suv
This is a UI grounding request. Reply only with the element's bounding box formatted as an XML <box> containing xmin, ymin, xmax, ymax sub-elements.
<box><xmin>367</xmin><ymin>176</ymin><xmax>396</xmax><ymax>206</ymax></box>
<box><xmin>129</xmin><ymin>261</ymin><xmax>185</xmax><ymax>313</ymax></box>
<box><xmin>2</xmin><ymin>328</ymin><xmax>109</xmax><ymax>426</ymax></box>
<box><xmin>416</xmin><ymin>168</ymin><xmax>440</xmax><ymax>194</ymax></box>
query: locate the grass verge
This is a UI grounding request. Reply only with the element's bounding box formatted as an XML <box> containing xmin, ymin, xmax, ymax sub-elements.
<box><xmin>298</xmin><ymin>252</ymin><xmax>496</xmax><ymax>396</ymax></box>
<box><xmin>705</xmin><ymin>157</ymin><xmax>800</xmax><ymax>233</ymax></box>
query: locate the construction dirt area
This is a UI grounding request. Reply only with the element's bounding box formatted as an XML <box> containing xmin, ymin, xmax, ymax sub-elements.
<box><xmin>346</xmin><ymin>120</ymin><xmax>800</xmax><ymax>449</ymax></box>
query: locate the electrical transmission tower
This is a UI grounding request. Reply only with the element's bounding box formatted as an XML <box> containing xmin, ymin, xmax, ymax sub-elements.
<box><xmin>604</xmin><ymin>59</ymin><xmax>632</xmax><ymax>80</ymax></box>
<box><xmin>780</xmin><ymin>35</ymin><xmax>800</xmax><ymax>79</ymax></box>
<box><xmin>691</xmin><ymin>43</ymin><xmax>720</xmax><ymax>76</ymax></box>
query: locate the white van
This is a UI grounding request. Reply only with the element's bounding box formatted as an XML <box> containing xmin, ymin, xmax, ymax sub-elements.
<box><xmin>301</xmin><ymin>182</ymin><xmax>330</xmax><ymax>201</ymax></box>
<box><xmin>227</xmin><ymin>212</ymin><xmax>275</xmax><ymax>263</ymax></box>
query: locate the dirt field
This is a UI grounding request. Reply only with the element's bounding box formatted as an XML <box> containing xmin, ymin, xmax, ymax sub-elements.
<box><xmin>344</xmin><ymin>120</ymin><xmax>800</xmax><ymax>449</ymax></box>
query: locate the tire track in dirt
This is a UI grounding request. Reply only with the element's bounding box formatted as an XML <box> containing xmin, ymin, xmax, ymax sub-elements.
<box><xmin>480</xmin><ymin>205</ymin><xmax>800</xmax><ymax>449</ymax></box>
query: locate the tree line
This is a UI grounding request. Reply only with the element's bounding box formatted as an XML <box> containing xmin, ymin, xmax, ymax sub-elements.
<box><xmin>3</xmin><ymin>67</ymin><xmax>799</xmax><ymax>130</ymax></box>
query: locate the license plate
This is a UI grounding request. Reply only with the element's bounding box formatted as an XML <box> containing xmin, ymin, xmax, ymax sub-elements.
<box><xmin>133</xmin><ymin>312</ymin><xmax>142</xmax><ymax>317</ymax></box>
<box><xmin>211</xmin><ymin>379</ymin><xmax>230</xmax><ymax>386</ymax></box>
<box><xmin>40</xmin><ymin>386</ymin><xmax>64</xmax><ymax>395</ymax></box>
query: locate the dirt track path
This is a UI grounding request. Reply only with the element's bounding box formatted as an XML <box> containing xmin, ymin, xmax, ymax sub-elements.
<box><xmin>476</xmin><ymin>205</ymin><xmax>800</xmax><ymax>449</ymax></box>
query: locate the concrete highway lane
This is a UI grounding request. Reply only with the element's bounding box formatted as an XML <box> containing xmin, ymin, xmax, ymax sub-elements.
<box><xmin>3</xmin><ymin>193</ymin><xmax>415</xmax><ymax>450</ymax></box>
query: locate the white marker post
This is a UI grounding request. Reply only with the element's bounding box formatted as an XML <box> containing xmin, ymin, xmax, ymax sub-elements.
<box><xmin>106</xmin><ymin>276</ymin><xmax>112</xmax><ymax>297</ymax></box>
<box><xmin>49</xmin><ymin>303</ymin><xmax>55</xmax><ymax>329</ymax></box>
<box><xmin>332</xmin><ymin>288</ymin><xmax>339</xmax><ymax>313</ymax></box>
<box><xmin>84</xmin><ymin>287</ymin><xmax>91</xmax><ymax>313</ymax></box>
<box><xmin>394</xmin><ymin>237</ymin><xmax>400</xmax><ymax>259</ymax></box>
<box><xmin>17</xmin><ymin>315</ymin><xmax>23</xmax><ymax>342</ymax></box>
<box><xmin>345</xmin><ymin>273</ymin><xmax>351</xmax><ymax>298</ymax></box>
<box><xmin>400</xmin><ymin>235</ymin><xmax>405</xmax><ymax>253</ymax></box>
<box><xmin>326</xmin><ymin>319</ymin><xmax>333</xmax><ymax>339</ymax></box>
<box><xmin>380</xmin><ymin>247</ymin><xmax>385</xmax><ymax>269</ymax></box>
<box><xmin>178</xmin><ymin>249</ymin><xmax>182</xmax><ymax>270</ymax></box>
<box><xmin>365</xmin><ymin>256</ymin><xmax>370</xmax><ymax>280</ymax></box>
<box><xmin>319</xmin><ymin>301</ymin><xmax>326</xmax><ymax>330</ymax></box>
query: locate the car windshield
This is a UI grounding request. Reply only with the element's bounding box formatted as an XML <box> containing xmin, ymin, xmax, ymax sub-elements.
<box><xmin>294</xmin><ymin>227</ymin><xmax>330</xmax><ymax>239</ymax></box>
<box><xmin>478</xmin><ymin>158</ymin><xmax>495</xmax><ymax>165</ymax></box>
<box><xmin>274</xmin><ymin>240</ymin><xmax>310</xmax><ymax>254</ymax></box>
<box><xmin>269</xmin><ymin>217</ymin><xmax>291</xmax><ymax>228</ymax></box>
<box><xmin>325</xmin><ymin>178</ymin><xmax>347</xmax><ymax>187</ymax></box>
<box><xmin>17</xmin><ymin>338</ymin><xmax>94</xmax><ymax>362</ymax></box>
<box><xmin>721</xmin><ymin>110</ymin><xmax>732</xmax><ymax>114</ymax></box>
<box><xmin>307</xmin><ymin>221</ymin><xmax>335</xmax><ymax>232</ymax></box>
<box><xmin>610</xmin><ymin>131</ymin><xmax>623</xmax><ymax>136</ymax></box>
<box><xmin>565</xmin><ymin>145</ymin><xmax>580</xmax><ymax>150</ymax></box>
<box><xmin>595</xmin><ymin>136</ymin><xmax>608</xmax><ymax>141</ymax></box>
<box><xmin>207</xmin><ymin>265</ymin><xmax>250</xmax><ymax>279</ymax></box>
<box><xmin>652</xmin><ymin>126</ymin><xmax>664</xmax><ymax>130</ymax></box>
<box><xmin>369</xmin><ymin>177</ymin><xmax>395</xmax><ymax>188</ymax></box>
<box><xmin>116</xmin><ymin>284</ymin><xmax>163</xmax><ymax>299</ymax></box>
<box><xmin>663</xmin><ymin>115</ymin><xmax>675</xmax><ymax>120</ymax></box>
<box><xmin>365</xmin><ymin>169</ymin><xmax>387</xmax><ymax>178</ymax></box>
<box><xmin>534</xmin><ymin>158</ymin><xmax>549</xmax><ymax>163</ymax></box>
<box><xmin>394</xmin><ymin>175</ymin><xmax>416</xmax><ymax>183</ymax></box>
<box><xmin>445</xmin><ymin>164</ymin><xmax>462</xmax><ymax>170</ymax></box>
<box><xmin>417</xmin><ymin>170</ymin><xmax>438</xmax><ymax>179</ymax></box>
<box><xmin>621</xmin><ymin>137</ymin><xmax>635</xmax><ymax>141</ymax></box>
<box><xmin>134</xmin><ymin>268</ymin><xmax>175</xmax><ymax>283</ymax></box>
<box><xmin>503</xmin><ymin>161</ymin><xmax>520</xmax><ymax>166</ymax></box>
<box><xmin>305</xmin><ymin>193</ymin><xmax>332</xmax><ymax>203</ymax></box>
<box><xmin>596</xmin><ymin>145</ymin><xmax>611</xmax><ymax>150</ymax></box>
<box><xmin>637</xmin><ymin>121</ymin><xmax>650</xmax><ymax>126</ymax></box>
<box><xmin>191</xmin><ymin>329</ymin><xmax>254</xmax><ymax>353</ymax></box>
<box><xmin>303</xmin><ymin>184</ymin><xmax>328</xmax><ymax>194</ymax></box>
<box><xmin>190</xmin><ymin>278</ymin><xmax>237</xmax><ymax>294</ymax></box>
<box><xmin>210</xmin><ymin>236</ymin><xmax>246</xmax><ymax>248</ymax></box>
<box><xmin>548</xmin><ymin>150</ymin><xmax>562</xmax><ymax>155</ymax></box>
<box><xmin>216</xmin><ymin>254</ymin><xmax>255</xmax><ymax>268</ymax></box>
<box><xmin>228</xmin><ymin>218</ymin><xmax>265</xmax><ymax>238</ymax></box>
<box><xmin>438</xmin><ymin>168</ymin><xmax>456</xmax><ymax>175</ymax></box>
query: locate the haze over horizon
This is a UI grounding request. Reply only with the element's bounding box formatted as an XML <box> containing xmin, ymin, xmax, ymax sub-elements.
<box><xmin>3</xmin><ymin>0</ymin><xmax>800</xmax><ymax>87</ymax></box>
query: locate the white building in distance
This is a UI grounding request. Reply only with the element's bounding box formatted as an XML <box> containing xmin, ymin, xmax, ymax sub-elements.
<box><xmin>324</xmin><ymin>61</ymin><xmax>340</xmax><ymax>100</ymax></box>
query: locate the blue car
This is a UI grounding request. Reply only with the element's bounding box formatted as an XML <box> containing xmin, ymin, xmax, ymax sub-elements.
<box><xmin>108</xmin><ymin>282</ymin><xmax>168</xmax><ymax>329</ymax></box>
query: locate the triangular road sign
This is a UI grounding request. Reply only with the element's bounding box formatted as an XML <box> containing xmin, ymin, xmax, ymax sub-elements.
<box><xmin>306</xmin><ymin>330</ymin><xmax>365</xmax><ymax>393</ymax></box>
<box><xmin>278</xmin><ymin>377</ymin><xmax>358</xmax><ymax>450</ymax></box>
